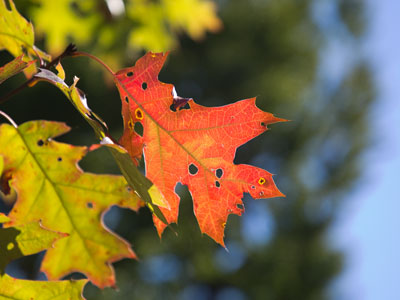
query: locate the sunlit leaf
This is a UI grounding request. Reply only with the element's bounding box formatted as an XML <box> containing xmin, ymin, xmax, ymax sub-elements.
<box><xmin>115</xmin><ymin>52</ymin><xmax>285</xmax><ymax>246</ymax></box>
<box><xmin>0</xmin><ymin>221</ymin><xmax>67</xmax><ymax>272</ymax></box>
<box><xmin>0</xmin><ymin>220</ymin><xmax>87</xmax><ymax>300</ymax></box>
<box><xmin>0</xmin><ymin>0</ymin><xmax>50</xmax><ymax>77</ymax></box>
<box><xmin>30</xmin><ymin>0</ymin><xmax>97</xmax><ymax>55</ymax></box>
<box><xmin>164</xmin><ymin>0</ymin><xmax>222</xmax><ymax>40</ymax></box>
<box><xmin>0</xmin><ymin>121</ymin><xmax>142</xmax><ymax>287</ymax></box>
<box><xmin>0</xmin><ymin>275</ymin><xmax>86</xmax><ymax>300</ymax></box>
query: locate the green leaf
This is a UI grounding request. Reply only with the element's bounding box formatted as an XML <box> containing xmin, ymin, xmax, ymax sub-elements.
<box><xmin>0</xmin><ymin>221</ymin><xmax>67</xmax><ymax>273</ymax></box>
<box><xmin>34</xmin><ymin>67</ymin><xmax>169</xmax><ymax>225</ymax></box>
<box><xmin>0</xmin><ymin>121</ymin><xmax>142</xmax><ymax>288</ymax></box>
<box><xmin>30</xmin><ymin>0</ymin><xmax>97</xmax><ymax>55</ymax></box>
<box><xmin>0</xmin><ymin>273</ymin><xmax>86</xmax><ymax>300</ymax></box>
<box><xmin>0</xmin><ymin>220</ymin><xmax>86</xmax><ymax>300</ymax></box>
<box><xmin>0</xmin><ymin>0</ymin><xmax>50</xmax><ymax>77</ymax></box>
<box><xmin>0</xmin><ymin>55</ymin><xmax>35</xmax><ymax>85</ymax></box>
<box><xmin>0</xmin><ymin>213</ymin><xmax>10</xmax><ymax>223</ymax></box>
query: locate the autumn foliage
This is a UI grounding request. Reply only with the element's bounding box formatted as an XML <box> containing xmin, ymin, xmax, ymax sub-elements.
<box><xmin>0</xmin><ymin>0</ymin><xmax>284</xmax><ymax>298</ymax></box>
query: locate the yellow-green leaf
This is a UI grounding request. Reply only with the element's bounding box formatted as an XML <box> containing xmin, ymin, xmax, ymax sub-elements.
<box><xmin>0</xmin><ymin>220</ymin><xmax>86</xmax><ymax>300</ymax></box>
<box><xmin>0</xmin><ymin>0</ymin><xmax>50</xmax><ymax>77</ymax></box>
<box><xmin>0</xmin><ymin>120</ymin><xmax>143</xmax><ymax>288</ymax></box>
<box><xmin>0</xmin><ymin>221</ymin><xmax>67</xmax><ymax>272</ymax></box>
<box><xmin>30</xmin><ymin>0</ymin><xmax>97</xmax><ymax>55</ymax></box>
<box><xmin>0</xmin><ymin>55</ymin><xmax>35</xmax><ymax>84</ymax></box>
<box><xmin>164</xmin><ymin>0</ymin><xmax>222</xmax><ymax>40</ymax></box>
<box><xmin>0</xmin><ymin>273</ymin><xmax>86</xmax><ymax>300</ymax></box>
<box><xmin>0</xmin><ymin>213</ymin><xmax>10</xmax><ymax>223</ymax></box>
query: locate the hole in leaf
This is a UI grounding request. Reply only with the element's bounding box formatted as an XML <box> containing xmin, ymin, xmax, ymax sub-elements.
<box><xmin>188</xmin><ymin>164</ymin><xmax>198</xmax><ymax>175</ymax></box>
<box><xmin>169</xmin><ymin>104</ymin><xmax>177</xmax><ymax>112</ymax></box>
<box><xmin>37</xmin><ymin>139</ymin><xmax>44</xmax><ymax>146</ymax></box>
<box><xmin>215</xmin><ymin>181</ymin><xmax>220</xmax><ymax>188</ymax></box>
<box><xmin>125</xmin><ymin>96</ymin><xmax>129</xmax><ymax>103</ymax></box>
<box><xmin>180</xmin><ymin>103</ymin><xmax>190</xmax><ymax>110</ymax></box>
<box><xmin>237</xmin><ymin>204</ymin><xmax>244</xmax><ymax>210</ymax></box>
<box><xmin>1</xmin><ymin>171</ymin><xmax>12</xmax><ymax>195</ymax></box>
<box><xmin>126</xmin><ymin>186</ymin><xmax>132</xmax><ymax>192</ymax></box>
<box><xmin>87</xmin><ymin>202</ymin><xmax>93</xmax><ymax>209</ymax></box>
<box><xmin>134</xmin><ymin>122</ymin><xmax>143</xmax><ymax>136</ymax></box>
<box><xmin>57</xmin><ymin>157</ymin><xmax>62</xmax><ymax>162</ymax></box>
<box><xmin>127</xmin><ymin>71</ymin><xmax>133</xmax><ymax>77</ymax></box>
<box><xmin>251</xmin><ymin>185</ymin><xmax>255</xmax><ymax>189</ymax></box>
<box><xmin>216</xmin><ymin>168</ymin><xmax>223</xmax><ymax>178</ymax></box>
<box><xmin>261</xmin><ymin>122</ymin><xmax>266</xmax><ymax>127</ymax></box>
<box><xmin>142</xmin><ymin>82</ymin><xmax>148</xmax><ymax>90</ymax></box>
<box><xmin>4</xmin><ymin>0</ymin><xmax>12</xmax><ymax>11</ymax></box>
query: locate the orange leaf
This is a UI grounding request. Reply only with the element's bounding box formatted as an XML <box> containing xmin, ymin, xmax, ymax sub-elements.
<box><xmin>115</xmin><ymin>52</ymin><xmax>285</xmax><ymax>246</ymax></box>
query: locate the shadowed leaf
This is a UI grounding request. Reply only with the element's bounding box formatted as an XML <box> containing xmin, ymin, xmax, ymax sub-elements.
<box><xmin>0</xmin><ymin>55</ymin><xmax>35</xmax><ymax>84</ymax></box>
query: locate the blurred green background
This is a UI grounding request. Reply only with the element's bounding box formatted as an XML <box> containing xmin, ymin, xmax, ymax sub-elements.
<box><xmin>0</xmin><ymin>0</ymin><xmax>375</xmax><ymax>299</ymax></box>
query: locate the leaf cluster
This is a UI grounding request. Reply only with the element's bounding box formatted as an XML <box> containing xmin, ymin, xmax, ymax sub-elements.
<box><xmin>0</xmin><ymin>0</ymin><xmax>284</xmax><ymax>298</ymax></box>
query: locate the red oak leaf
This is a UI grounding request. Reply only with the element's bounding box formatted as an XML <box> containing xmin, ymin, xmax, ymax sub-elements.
<box><xmin>114</xmin><ymin>52</ymin><xmax>285</xmax><ymax>246</ymax></box>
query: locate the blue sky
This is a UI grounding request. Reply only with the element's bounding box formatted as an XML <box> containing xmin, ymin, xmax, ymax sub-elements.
<box><xmin>331</xmin><ymin>0</ymin><xmax>400</xmax><ymax>299</ymax></box>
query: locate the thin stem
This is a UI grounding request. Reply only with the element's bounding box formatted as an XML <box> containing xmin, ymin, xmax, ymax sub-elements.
<box><xmin>71</xmin><ymin>51</ymin><xmax>115</xmax><ymax>76</ymax></box>
<box><xmin>0</xmin><ymin>110</ymin><xmax>18</xmax><ymax>127</ymax></box>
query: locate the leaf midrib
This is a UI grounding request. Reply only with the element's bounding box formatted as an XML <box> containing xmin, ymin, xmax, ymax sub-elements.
<box><xmin>15</xmin><ymin>126</ymin><xmax>98</xmax><ymax>267</ymax></box>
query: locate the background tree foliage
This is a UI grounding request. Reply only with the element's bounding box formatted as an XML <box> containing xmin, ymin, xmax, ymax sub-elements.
<box><xmin>0</xmin><ymin>0</ymin><xmax>374</xmax><ymax>299</ymax></box>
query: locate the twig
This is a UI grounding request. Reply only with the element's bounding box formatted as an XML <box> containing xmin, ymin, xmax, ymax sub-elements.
<box><xmin>0</xmin><ymin>44</ymin><xmax>78</xmax><ymax>105</ymax></box>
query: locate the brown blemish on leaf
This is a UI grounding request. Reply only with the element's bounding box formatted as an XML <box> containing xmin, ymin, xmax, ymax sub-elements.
<box><xmin>135</xmin><ymin>108</ymin><xmax>143</xmax><ymax>120</ymax></box>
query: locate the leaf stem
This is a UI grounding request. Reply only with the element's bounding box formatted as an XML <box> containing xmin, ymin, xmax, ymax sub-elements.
<box><xmin>71</xmin><ymin>51</ymin><xmax>115</xmax><ymax>76</ymax></box>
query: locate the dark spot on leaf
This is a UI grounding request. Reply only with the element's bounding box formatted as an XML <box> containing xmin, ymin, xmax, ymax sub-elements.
<box><xmin>259</xmin><ymin>191</ymin><xmax>264</xmax><ymax>196</ymax></box>
<box><xmin>216</xmin><ymin>168</ymin><xmax>223</xmax><ymax>178</ymax></box>
<box><xmin>128</xmin><ymin>120</ymin><xmax>134</xmax><ymax>130</ymax></box>
<box><xmin>134</xmin><ymin>122</ymin><xmax>143</xmax><ymax>136</ymax></box>
<box><xmin>127</xmin><ymin>71</ymin><xmax>133</xmax><ymax>77</ymax></box>
<box><xmin>57</xmin><ymin>157</ymin><xmax>62</xmax><ymax>162</ymax></box>
<box><xmin>142</xmin><ymin>82</ymin><xmax>147</xmax><ymax>90</ymax></box>
<box><xmin>135</xmin><ymin>108</ymin><xmax>143</xmax><ymax>119</ymax></box>
<box><xmin>87</xmin><ymin>202</ymin><xmax>93</xmax><ymax>209</ymax></box>
<box><xmin>126</xmin><ymin>186</ymin><xmax>132</xmax><ymax>192</ymax></box>
<box><xmin>237</xmin><ymin>204</ymin><xmax>244</xmax><ymax>210</ymax></box>
<box><xmin>261</xmin><ymin>122</ymin><xmax>266</xmax><ymax>127</ymax></box>
<box><xmin>189</xmin><ymin>164</ymin><xmax>198</xmax><ymax>175</ymax></box>
<box><xmin>125</xmin><ymin>96</ymin><xmax>129</xmax><ymax>103</ymax></box>
<box><xmin>37</xmin><ymin>139</ymin><xmax>44</xmax><ymax>146</ymax></box>
<box><xmin>215</xmin><ymin>181</ymin><xmax>220</xmax><ymax>188</ymax></box>
<box><xmin>251</xmin><ymin>185</ymin><xmax>255</xmax><ymax>189</ymax></box>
